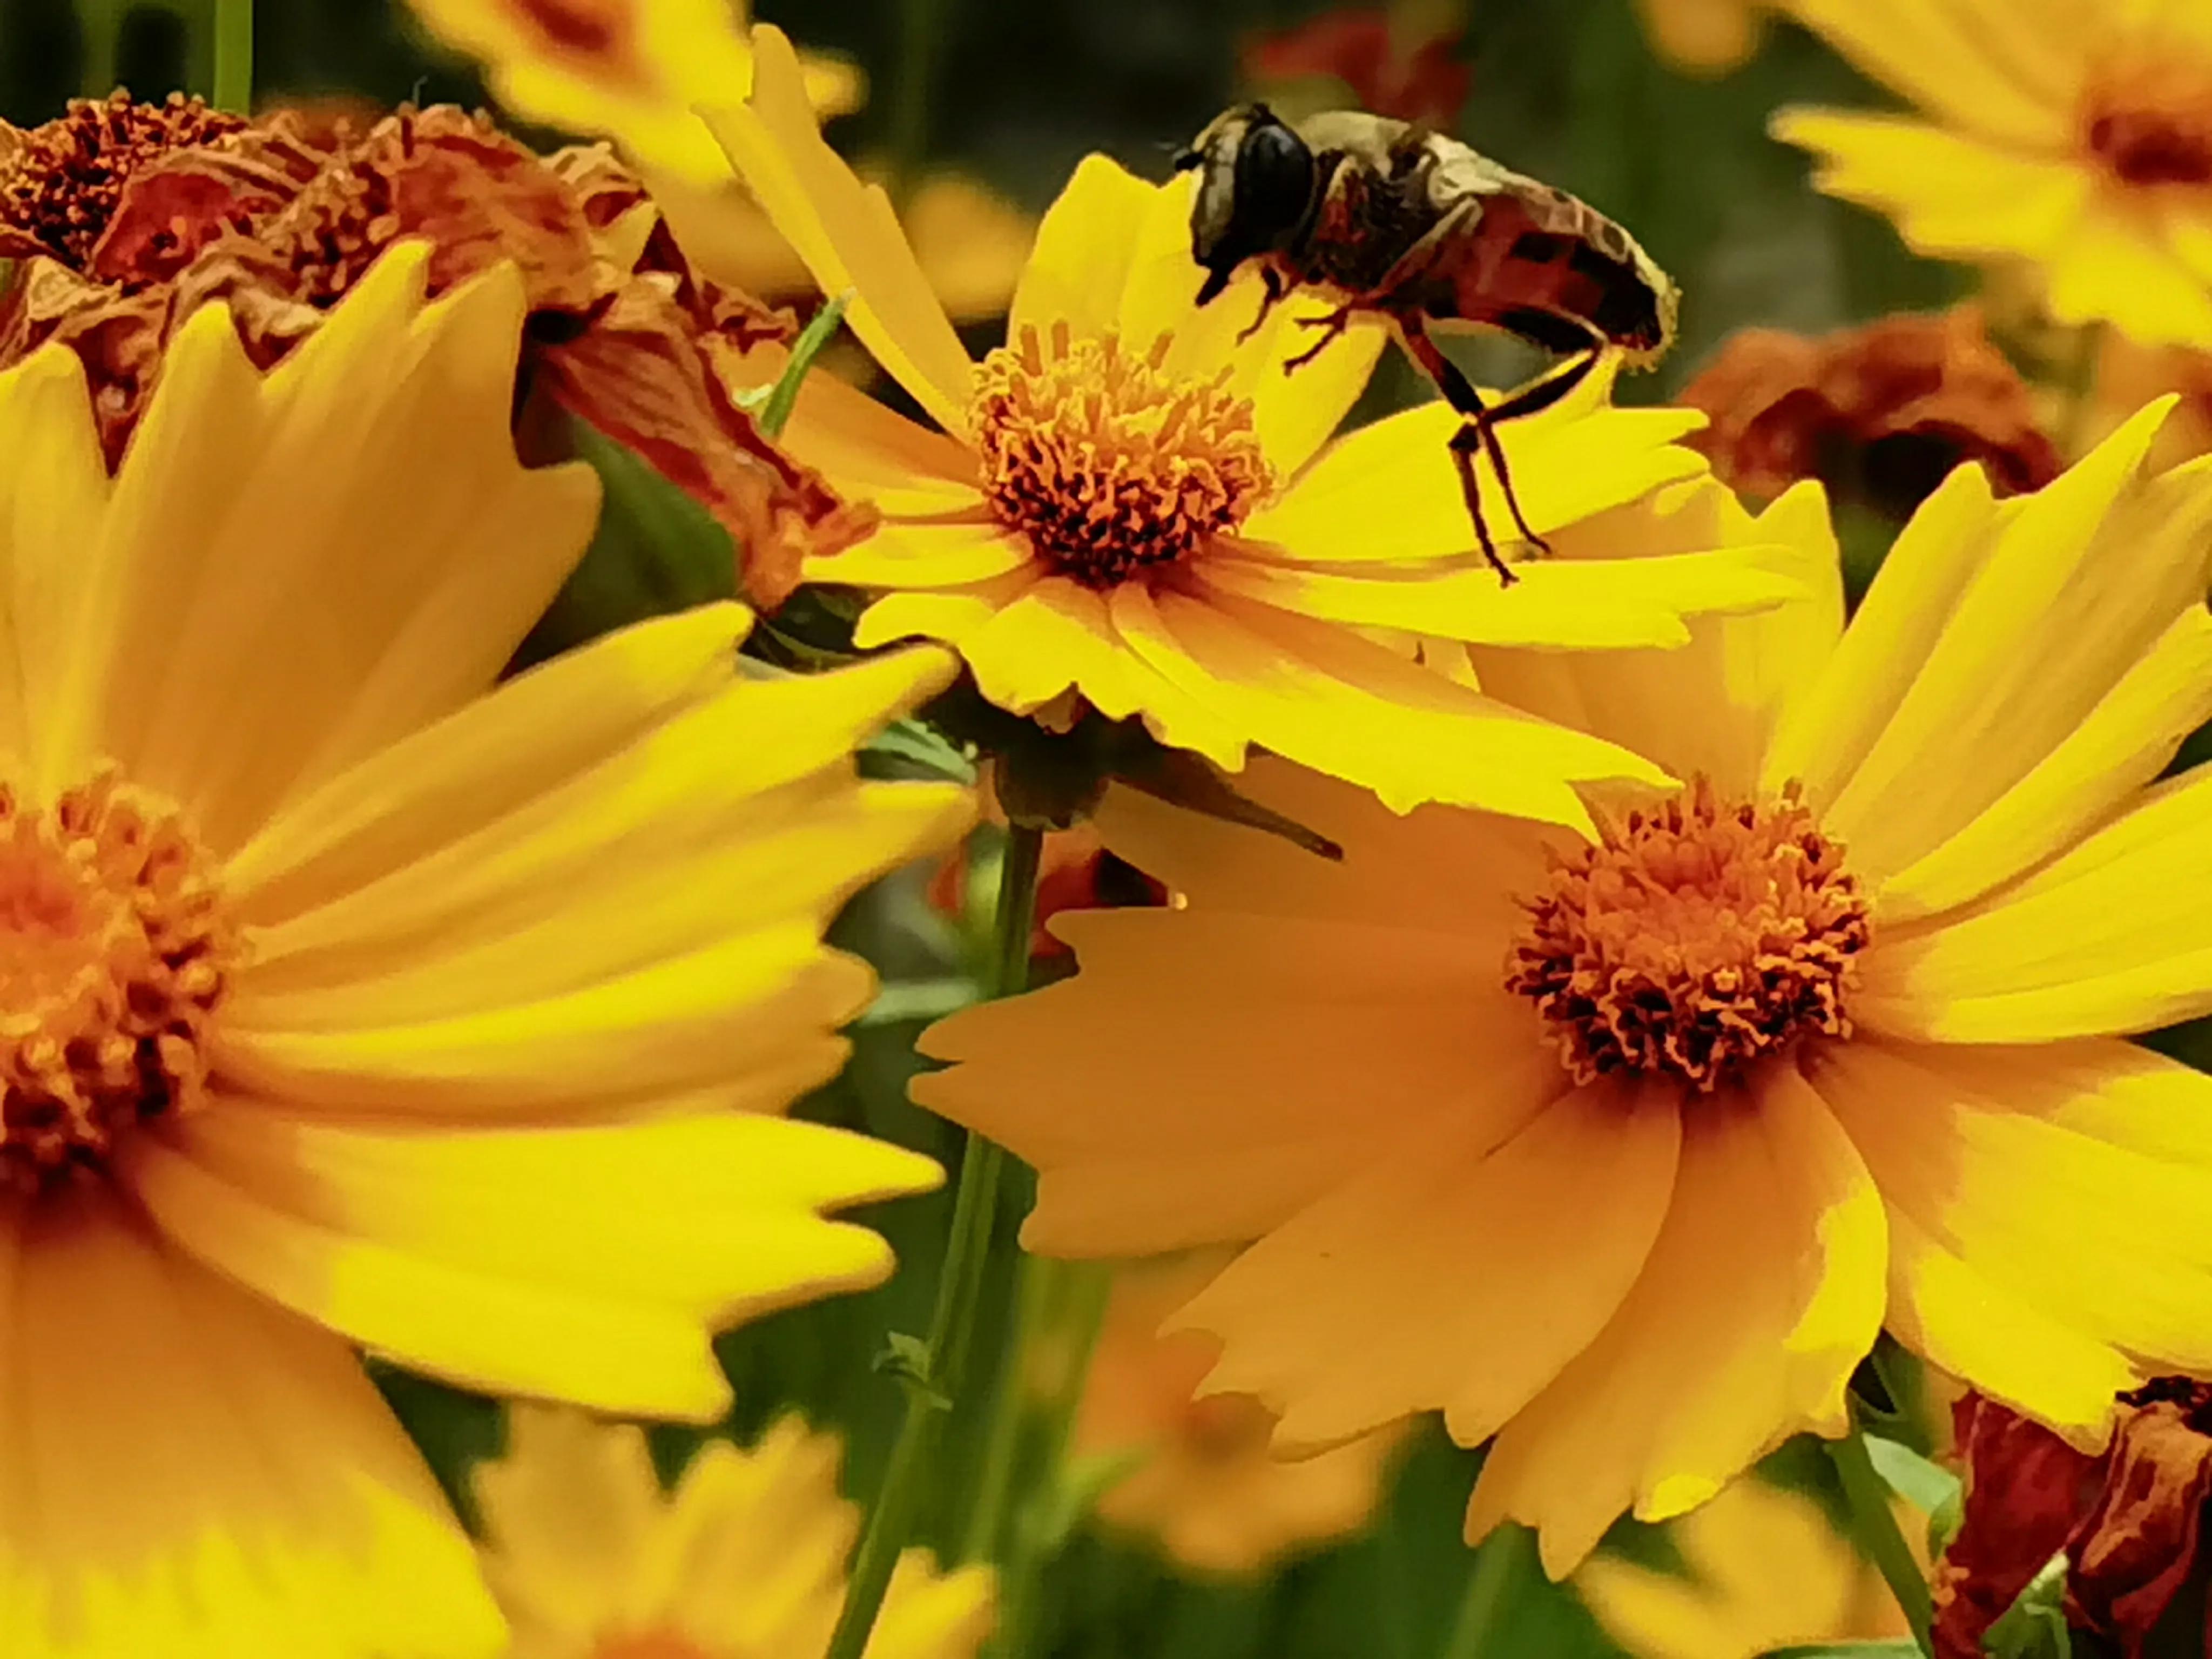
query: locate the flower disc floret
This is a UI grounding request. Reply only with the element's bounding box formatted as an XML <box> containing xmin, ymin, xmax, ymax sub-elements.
<box><xmin>972</xmin><ymin>320</ymin><xmax>1273</xmax><ymax>590</ymax></box>
<box><xmin>0</xmin><ymin>772</ymin><xmax>237</xmax><ymax>1190</ymax></box>
<box><xmin>0</xmin><ymin>90</ymin><xmax>247</xmax><ymax>271</ymax></box>
<box><xmin>1506</xmin><ymin>778</ymin><xmax>1870</xmax><ymax>1090</ymax></box>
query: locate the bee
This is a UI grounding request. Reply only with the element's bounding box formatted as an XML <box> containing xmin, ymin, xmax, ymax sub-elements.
<box><xmin>1175</xmin><ymin>104</ymin><xmax>1680</xmax><ymax>583</ymax></box>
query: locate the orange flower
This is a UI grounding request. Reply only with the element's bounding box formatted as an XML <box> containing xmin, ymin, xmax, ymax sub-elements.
<box><xmin>1682</xmin><ymin>307</ymin><xmax>2061</xmax><ymax>514</ymax></box>
<box><xmin>1074</xmin><ymin>1258</ymin><xmax>1402</xmax><ymax>1576</ymax></box>
<box><xmin>0</xmin><ymin>93</ymin><xmax>863</xmax><ymax>608</ymax></box>
<box><xmin>705</xmin><ymin>26</ymin><xmax>1799</xmax><ymax>824</ymax></box>
<box><xmin>1938</xmin><ymin>1383</ymin><xmax>2212</xmax><ymax>1659</ymax></box>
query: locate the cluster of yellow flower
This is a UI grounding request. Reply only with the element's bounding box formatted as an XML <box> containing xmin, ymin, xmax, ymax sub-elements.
<box><xmin>2</xmin><ymin>0</ymin><xmax>2211</xmax><ymax>1655</ymax></box>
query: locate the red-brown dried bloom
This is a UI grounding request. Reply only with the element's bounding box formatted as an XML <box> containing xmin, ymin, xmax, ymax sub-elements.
<box><xmin>1242</xmin><ymin>8</ymin><xmax>1471</xmax><ymax>130</ymax></box>
<box><xmin>1937</xmin><ymin>1384</ymin><xmax>2212</xmax><ymax>1659</ymax></box>
<box><xmin>0</xmin><ymin>95</ymin><xmax>866</xmax><ymax>609</ymax></box>
<box><xmin>1681</xmin><ymin>306</ymin><xmax>2061</xmax><ymax>516</ymax></box>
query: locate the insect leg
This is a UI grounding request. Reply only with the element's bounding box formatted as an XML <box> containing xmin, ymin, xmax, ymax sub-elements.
<box><xmin>1486</xmin><ymin>343</ymin><xmax>1602</xmax><ymax>423</ymax></box>
<box><xmin>1398</xmin><ymin>321</ymin><xmax>1545</xmax><ymax>578</ymax></box>
<box><xmin>1235</xmin><ymin>265</ymin><xmax>1292</xmax><ymax>346</ymax></box>
<box><xmin>1283</xmin><ymin>305</ymin><xmax>1355</xmax><ymax>373</ymax></box>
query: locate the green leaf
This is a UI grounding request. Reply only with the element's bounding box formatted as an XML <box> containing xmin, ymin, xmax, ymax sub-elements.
<box><xmin>1982</xmin><ymin>1552</ymin><xmax>2073</xmax><ymax>1659</ymax></box>
<box><xmin>744</xmin><ymin>289</ymin><xmax>853</xmax><ymax>440</ymax></box>
<box><xmin>873</xmin><ymin>1331</ymin><xmax>952</xmax><ymax>1413</ymax></box>
<box><xmin>864</xmin><ymin>718</ymin><xmax>978</xmax><ymax>783</ymax></box>
<box><xmin>1862</xmin><ymin>1434</ymin><xmax>1962</xmax><ymax>1519</ymax></box>
<box><xmin>857</xmin><ymin>977</ymin><xmax>977</xmax><ymax>1026</ymax></box>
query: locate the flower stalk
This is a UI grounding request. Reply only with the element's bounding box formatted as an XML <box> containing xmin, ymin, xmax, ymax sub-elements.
<box><xmin>1440</xmin><ymin>1524</ymin><xmax>1537</xmax><ymax>1659</ymax></box>
<box><xmin>825</xmin><ymin>824</ymin><xmax>1043</xmax><ymax>1659</ymax></box>
<box><xmin>1827</xmin><ymin>1426</ymin><xmax>1936</xmax><ymax>1656</ymax></box>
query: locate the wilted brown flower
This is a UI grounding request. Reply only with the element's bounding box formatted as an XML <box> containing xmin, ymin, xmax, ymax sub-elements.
<box><xmin>1936</xmin><ymin>1382</ymin><xmax>2212</xmax><ymax>1659</ymax></box>
<box><xmin>1241</xmin><ymin>8</ymin><xmax>1471</xmax><ymax>130</ymax></box>
<box><xmin>0</xmin><ymin>92</ymin><xmax>869</xmax><ymax>609</ymax></box>
<box><xmin>1681</xmin><ymin>306</ymin><xmax>2061</xmax><ymax>517</ymax></box>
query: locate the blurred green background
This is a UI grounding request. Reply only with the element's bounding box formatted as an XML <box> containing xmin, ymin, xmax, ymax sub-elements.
<box><xmin>0</xmin><ymin>2</ymin><xmax>2027</xmax><ymax>1654</ymax></box>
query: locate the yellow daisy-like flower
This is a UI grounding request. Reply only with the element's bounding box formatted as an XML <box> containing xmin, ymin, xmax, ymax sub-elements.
<box><xmin>1576</xmin><ymin>1478</ymin><xmax>1911</xmax><ymax>1659</ymax></box>
<box><xmin>1773</xmin><ymin>0</ymin><xmax>2212</xmax><ymax>347</ymax></box>
<box><xmin>704</xmin><ymin>25</ymin><xmax>1803</xmax><ymax>825</ymax></box>
<box><xmin>400</xmin><ymin>0</ymin><xmax>861</xmax><ymax>185</ymax></box>
<box><xmin>916</xmin><ymin>407</ymin><xmax>2212</xmax><ymax>1573</ymax></box>
<box><xmin>1073</xmin><ymin>1257</ymin><xmax>1401</xmax><ymax>1577</ymax></box>
<box><xmin>474</xmin><ymin>1406</ymin><xmax>994</xmax><ymax>1659</ymax></box>
<box><xmin>0</xmin><ymin>245</ymin><xmax>970</xmax><ymax>1658</ymax></box>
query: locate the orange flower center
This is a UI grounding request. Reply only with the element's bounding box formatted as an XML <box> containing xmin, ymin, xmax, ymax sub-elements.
<box><xmin>2080</xmin><ymin>48</ymin><xmax>2212</xmax><ymax>188</ymax></box>
<box><xmin>0</xmin><ymin>773</ymin><xmax>238</xmax><ymax>1190</ymax></box>
<box><xmin>0</xmin><ymin>90</ymin><xmax>247</xmax><ymax>270</ymax></box>
<box><xmin>972</xmin><ymin>320</ymin><xmax>1273</xmax><ymax>590</ymax></box>
<box><xmin>510</xmin><ymin>0</ymin><xmax>650</xmax><ymax>82</ymax></box>
<box><xmin>1505</xmin><ymin>779</ymin><xmax>1870</xmax><ymax>1091</ymax></box>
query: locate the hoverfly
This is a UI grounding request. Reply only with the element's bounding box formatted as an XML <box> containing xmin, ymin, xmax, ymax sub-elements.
<box><xmin>1176</xmin><ymin>105</ymin><xmax>1680</xmax><ymax>583</ymax></box>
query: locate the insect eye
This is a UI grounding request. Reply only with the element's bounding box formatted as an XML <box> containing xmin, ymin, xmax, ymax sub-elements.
<box><xmin>1232</xmin><ymin>122</ymin><xmax>1314</xmax><ymax>241</ymax></box>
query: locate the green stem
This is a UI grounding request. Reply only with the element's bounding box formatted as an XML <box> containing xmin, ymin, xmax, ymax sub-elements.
<box><xmin>212</xmin><ymin>0</ymin><xmax>252</xmax><ymax>113</ymax></box>
<box><xmin>986</xmin><ymin>1262</ymin><xmax>1112</xmax><ymax>1658</ymax></box>
<box><xmin>961</xmin><ymin>1251</ymin><xmax>1052</xmax><ymax>1563</ymax></box>
<box><xmin>884</xmin><ymin>0</ymin><xmax>949</xmax><ymax>206</ymax></box>
<box><xmin>824</xmin><ymin>825</ymin><xmax>1042</xmax><ymax>1659</ymax></box>
<box><xmin>1827</xmin><ymin>1428</ymin><xmax>1936</xmax><ymax>1656</ymax></box>
<box><xmin>1440</xmin><ymin>1525</ymin><xmax>1536</xmax><ymax>1659</ymax></box>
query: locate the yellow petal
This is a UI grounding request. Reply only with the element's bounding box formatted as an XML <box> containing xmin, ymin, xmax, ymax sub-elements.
<box><xmin>1009</xmin><ymin>154</ymin><xmax>1158</xmax><ymax>343</ymax></box>
<box><xmin>763</xmin><ymin>352</ymin><xmax>983</xmax><ymax>518</ymax></box>
<box><xmin>0</xmin><ymin>345</ymin><xmax>108</xmax><ymax>776</ymax></box>
<box><xmin>1244</xmin><ymin>390</ymin><xmax>1708</xmax><ymax>564</ymax></box>
<box><xmin>1811</xmin><ymin>403</ymin><xmax>2196</xmax><ymax>883</ymax></box>
<box><xmin>5</xmin><ymin>1187</ymin><xmax>498</xmax><ymax>1659</ymax></box>
<box><xmin>812</xmin><ymin>518</ymin><xmax>1032</xmax><ymax>588</ymax></box>
<box><xmin>916</xmin><ymin>907</ymin><xmax>1533</xmax><ymax>1256</ymax></box>
<box><xmin>1769</xmin><ymin>0</ymin><xmax>2079</xmax><ymax>145</ymax></box>
<box><xmin>124</xmin><ymin>1105</ymin><xmax>940</xmax><ymax>1419</ymax></box>
<box><xmin>60</xmin><ymin>249</ymin><xmax>599</xmax><ymax>853</ymax></box>
<box><xmin>702</xmin><ymin>25</ymin><xmax>977</xmax><ymax>436</ymax></box>
<box><xmin>471</xmin><ymin>1405</ymin><xmax>660</xmax><ymax>1640</ymax></box>
<box><xmin>2046</xmin><ymin>196</ymin><xmax>2212</xmax><ymax>348</ymax></box>
<box><xmin>1857</xmin><ymin>762</ymin><xmax>2212</xmax><ymax>1041</ymax></box>
<box><xmin>1873</xmin><ymin>604</ymin><xmax>2212</xmax><ymax>923</ymax></box>
<box><xmin>1810</xmin><ymin>1035</ymin><xmax>2212</xmax><ymax>1434</ymax></box>
<box><xmin>1173</xmin><ymin>1079</ymin><xmax>1678</xmax><ymax>1453</ymax></box>
<box><xmin>1771</xmin><ymin>110</ymin><xmax>2089</xmax><ymax>264</ymax></box>
<box><xmin>1118</xmin><ymin>584</ymin><xmax>1660</xmax><ymax>821</ymax></box>
<box><xmin>1467</xmin><ymin>1064</ymin><xmax>1885</xmax><ymax>1578</ymax></box>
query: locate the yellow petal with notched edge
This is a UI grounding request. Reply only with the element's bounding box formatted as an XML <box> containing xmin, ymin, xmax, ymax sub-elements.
<box><xmin>1770</xmin><ymin>0</ymin><xmax>2080</xmax><ymax>145</ymax></box>
<box><xmin>3</xmin><ymin>1188</ymin><xmax>501</xmax><ymax>1659</ymax></box>
<box><xmin>1771</xmin><ymin>110</ymin><xmax>2089</xmax><ymax>249</ymax></box>
<box><xmin>1244</xmin><ymin>390</ymin><xmax>1709</xmax><ymax>564</ymax></box>
<box><xmin>1174</xmin><ymin>1081</ymin><xmax>1677</xmax><ymax>1456</ymax></box>
<box><xmin>1810</xmin><ymin>1036</ymin><xmax>2212</xmax><ymax>1434</ymax></box>
<box><xmin>1466</xmin><ymin>1064</ymin><xmax>1884</xmax><ymax>1579</ymax></box>
<box><xmin>702</xmin><ymin>25</ymin><xmax>977</xmax><ymax>436</ymax></box>
<box><xmin>1010</xmin><ymin>154</ymin><xmax>1160</xmax><ymax>345</ymax></box>
<box><xmin>123</xmin><ymin>1107</ymin><xmax>939</xmax><ymax>1421</ymax></box>
<box><xmin>1858</xmin><ymin>763</ymin><xmax>2212</xmax><ymax>1042</ymax></box>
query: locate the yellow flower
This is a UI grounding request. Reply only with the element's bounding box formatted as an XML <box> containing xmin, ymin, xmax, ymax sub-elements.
<box><xmin>1633</xmin><ymin>0</ymin><xmax>1768</xmax><ymax>76</ymax></box>
<box><xmin>0</xmin><ymin>245</ymin><xmax>970</xmax><ymax>1657</ymax></box>
<box><xmin>399</xmin><ymin>0</ymin><xmax>861</xmax><ymax>185</ymax></box>
<box><xmin>1773</xmin><ymin>0</ymin><xmax>2212</xmax><ymax>347</ymax></box>
<box><xmin>474</xmin><ymin>1406</ymin><xmax>994</xmax><ymax>1659</ymax></box>
<box><xmin>915</xmin><ymin>405</ymin><xmax>2212</xmax><ymax>1574</ymax></box>
<box><xmin>1576</xmin><ymin>1478</ymin><xmax>1910</xmax><ymax>1659</ymax></box>
<box><xmin>703</xmin><ymin>25</ymin><xmax>1803</xmax><ymax>825</ymax></box>
<box><xmin>1073</xmin><ymin>1257</ymin><xmax>1401</xmax><ymax>1577</ymax></box>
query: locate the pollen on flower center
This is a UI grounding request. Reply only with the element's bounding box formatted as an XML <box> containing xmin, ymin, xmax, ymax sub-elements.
<box><xmin>2080</xmin><ymin>50</ymin><xmax>2212</xmax><ymax>188</ymax></box>
<box><xmin>0</xmin><ymin>773</ymin><xmax>238</xmax><ymax>1190</ymax></box>
<box><xmin>1504</xmin><ymin>779</ymin><xmax>1870</xmax><ymax>1091</ymax></box>
<box><xmin>0</xmin><ymin>90</ymin><xmax>247</xmax><ymax>270</ymax></box>
<box><xmin>972</xmin><ymin>320</ymin><xmax>1274</xmax><ymax>590</ymax></box>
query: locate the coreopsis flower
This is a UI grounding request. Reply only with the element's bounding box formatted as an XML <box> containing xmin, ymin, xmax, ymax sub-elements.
<box><xmin>0</xmin><ymin>91</ymin><xmax>865</xmax><ymax>609</ymax></box>
<box><xmin>475</xmin><ymin>1407</ymin><xmax>994</xmax><ymax>1659</ymax></box>
<box><xmin>399</xmin><ymin>0</ymin><xmax>862</xmax><ymax>186</ymax></box>
<box><xmin>1682</xmin><ymin>306</ymin><xmax>2061</xmax><ymax>515</ymax></box>
<box><xmin>1773</xmin><ymin>0</ymin><xmax>2212</xmax><ymax>347</ymax></box>
<box><xmin>1073</xmin><ymin>1258</ymin><xmax>1401</xmax><ymax>1576</ymax></box>
<box><xmin>1938</xmin><ymin>1383</ymin><xmax>2212</xmax><ymax>1659</ymax></box>
<box><xmin>0</xmin><ymin>248</ymin><xmax>969</xmax><ymax>1656</ymax></box>
<box><xmin>1633</xmin><ymin>0</ymin><xmax>1768</xmax><ymax>76</ymax></box>
<box><xmin>1576</xmin><ymin>1477</ymin><xmax>1911</xmax><ymax>1659</ymax></box>
<box><xmin>1239</xmin><ymin>8</ymin><xmax>1472</xmax><ymax>129</ymax></box>
<box><xmin>707</xmin><ymin>25</ymin><xmax>1799</xmax><ymax>822</ymax></box>
<box><xmin>918</xmin><ymin>404</ymin><xmax>2212</xmax><ymax>1574</ymax></box>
